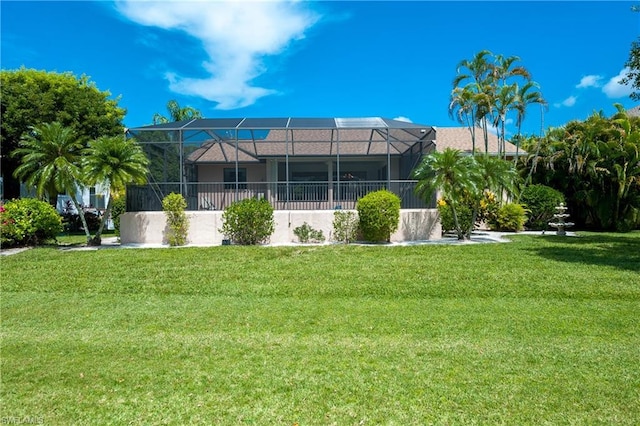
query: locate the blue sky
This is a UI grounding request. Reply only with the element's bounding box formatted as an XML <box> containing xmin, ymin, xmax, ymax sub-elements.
<box><xmin>2</xmin><ymin>1</ymin><xmax>639</xmax><ymax>136</ymax></box>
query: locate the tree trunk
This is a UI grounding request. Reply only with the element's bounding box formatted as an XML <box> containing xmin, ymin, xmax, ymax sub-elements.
<box><xmin>90</xmin><ymin>198</ymin><xmax>113</xmax><ymax>246</ymax></box>
<box><xmin>70</xmin><ymin>196</ymin><xmax>92</xmax><ymax>244</ymax></box>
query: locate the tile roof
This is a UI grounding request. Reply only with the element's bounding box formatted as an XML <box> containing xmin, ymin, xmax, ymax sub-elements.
<box><xmin>435</xmin><ymin>127</ymin><xmax>521</xmax><ymax>155</ymax></box>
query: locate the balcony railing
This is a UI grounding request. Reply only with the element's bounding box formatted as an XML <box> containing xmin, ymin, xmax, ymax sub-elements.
<box><xmin>127</xmin><ymin>180</ymin><xmax>431</xmax><ymax>212</ymax></box>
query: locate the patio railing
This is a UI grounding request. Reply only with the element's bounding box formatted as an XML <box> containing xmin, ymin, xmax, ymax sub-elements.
<box><xmin>127</xmin><ymin>180</ymin><xmax>431</xmax><ymax>212</ymax></box>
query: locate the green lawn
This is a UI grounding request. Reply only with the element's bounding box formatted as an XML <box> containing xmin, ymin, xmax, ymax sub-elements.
<box><xmin>2</xmin><ymin>233</ymin><xmax>639</xmax><ymax>425</ymax></box>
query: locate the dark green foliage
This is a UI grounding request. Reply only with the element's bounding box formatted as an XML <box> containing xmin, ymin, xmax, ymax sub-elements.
<box><xmin>110</xmin><ymin>196</ymin><xmax>126</xmax><ymax>237</ymax></box>
<box><xmin>220</xmin><ymin>198</ymin><xmax>274</xmax><ymax>245</ymax></box>
<box><xmin>332</xmin><ymin>210</ymin><xmax>359</xmax><ymax>243</ymax></box>
<box><xmin>293</xmin><ymin>222</ymin><xmax>325</xmax><ymax>243</ymax></box>
<box><xmin>519</xmin><ymin>105</ymin><xmax>640</xmax><ymax>231</ymax></box>
<box><xmin>0</xmin><ymin>198</ymin><xmax>62</xmax><ymax>247</ymax></box>
<box><xmin>520</xmin><ymin>184</ymin><xmax>565</xmax><ymax>230</ymax></box>
<box><xmin>488</xmin><ymin>203</ymin><xmax>528</xmax><ymax>232</ymax></box>
<box><xmin>356</xmin><ymin>190</ymin><xmax>401</xmax><ymax>242</ymax></box>
<box><xmin>162</xmin><ymin>193</ymin><xmax>188</xmax><ymax>246</ymax></box>
<box><xmin>621</xmin><ymin>37</ymin><xmax>640</xmax><ymax>101</ymax></box>
<box><xmin>437</xmin><ymin>201</ymin><xmax>474</xmax><ymax>235</ymax></box>
<box><xmin>1</xmin><ymin>68</ymin><xmax>125</xmax><ymax>199</ymax></box>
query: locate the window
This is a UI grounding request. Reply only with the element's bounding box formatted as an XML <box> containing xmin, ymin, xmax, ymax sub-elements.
<box><xmin>224</xmin><ymin>168</ymin><xmax>247</xmax><ymax>189</ymax></box>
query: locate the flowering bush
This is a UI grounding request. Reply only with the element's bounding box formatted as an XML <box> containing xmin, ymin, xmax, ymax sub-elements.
<box><xmin>1</xmin><ymin>198</ymin><xmax>63</xmax><ymax>248</ymax></box>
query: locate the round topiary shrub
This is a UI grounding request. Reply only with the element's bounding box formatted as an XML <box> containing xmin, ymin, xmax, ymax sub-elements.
<box><xmin>0</xmin><ymin>198</ymin><xmax>63</xmax><ymax>248</ymax></box>
<box><xmin>519</xmin><ymin>184</ymin><xmax>564</xmax><ymax>230</ymax></box>
<box><xmin>220</xmin><ymin>197</ymin><xmax>275</xmax><ymax>245</ymax></box>
<box><xmin>356</xmin><ymin>189</ymin><xmax>401</xmax><ymax>242</ymax></box>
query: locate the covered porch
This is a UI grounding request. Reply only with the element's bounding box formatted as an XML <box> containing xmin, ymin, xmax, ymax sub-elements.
<box><xmin>126</xmin><ymin>117</ymin><xmax>437</xmax><ymax>211</ymax></box>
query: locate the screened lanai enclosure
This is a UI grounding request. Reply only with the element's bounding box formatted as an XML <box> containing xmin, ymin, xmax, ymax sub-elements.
<box><xmin>126</xmin><ymin>117</ymin><xmax>437</xmax><ymax>212</ymax></box>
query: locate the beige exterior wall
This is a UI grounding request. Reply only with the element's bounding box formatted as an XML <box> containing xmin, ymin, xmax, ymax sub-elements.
<box><xmin>120</xmin><ymin>209</ymin><xmax>441</xmax><ymax>246</ymax></box>
<box><xmin>198</xmin><ymin>163</ymin><xmax>266</xmax><ymax>182</ymax></box>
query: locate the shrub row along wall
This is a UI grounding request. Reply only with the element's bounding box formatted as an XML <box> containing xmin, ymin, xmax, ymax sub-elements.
<box><xmin>120</xmin><ymin>209</ymin><xmax>441</xmax><ymax>246</ymax></box>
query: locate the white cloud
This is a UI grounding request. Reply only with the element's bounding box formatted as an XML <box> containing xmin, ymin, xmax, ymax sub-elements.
<box><xmin>116</xmin><ymin>0</ymin><xmax>320</xmax><ymax>109</ymax></box>
<box><xmin>393</xmin><ymin>116</ymin><xmax>413</xmax><ymax>123</ymax></box>
<box><xmin>554</xmin><ymin>96</ymin><xmax>577</xmax><ymax>108</ymax></box>
<box><xmin>576</xmin><ymin>75</ymin><xmax>602</xmax><ymax>89</ymax></box>
<box><xmin>602</xmin><ymin>68</ymin><xmax>633</xmax><ymax>98</ymax></box>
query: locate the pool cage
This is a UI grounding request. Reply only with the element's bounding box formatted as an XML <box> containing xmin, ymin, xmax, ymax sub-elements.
<box><xmin>125</xmin><ymin>117</ymin><xmax>436</xmax><ymax>211</ymax></box>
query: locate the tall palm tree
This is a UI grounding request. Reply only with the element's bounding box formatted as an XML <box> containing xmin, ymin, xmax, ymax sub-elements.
<box><xmin>449</xmin><ymin>86</ymin><xmax>478</xmax><ymax>153</ymax></box>
<box><xmin>513</xmin><ymin>81</ymin><xmax>547</xmax><ymax>164</ymax></box>
<box><xmin>492</xmin><ymin>84</ymin><xmax>518</xmax><ymax>159</ymax></box>
<box><xmin>153</xmin><ymin>99</ymin><xmax>203</xmax><ymax>124</ymax></box>
<box><xmin>12</xmin><ymin>122</ymin><xmax>92</xmax><ymax>238</ymax></box>
<box><xmin>83</xmin><ymin>135</ymin><xmax>149</xmax><ymax>245</ymax></box>
<box><xmin>453</xmin><ymin>50</ymin><xmax>494</xmax><ymax>155</ymax></box>
<box><xmin>413</xmin><ymin>148</ymin><xmax>479</xmax><ymax>239</ymax></box>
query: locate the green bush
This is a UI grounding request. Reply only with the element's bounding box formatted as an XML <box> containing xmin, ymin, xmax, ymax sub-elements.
<box><xmin>220</xmin><ymin>198</ymin><xmax>274</xmax><ymax>245</ymax></box>
<box><xmin>488</xmin><ymin>203</ymin><xmax>528</xmax><ymax>232</ymax></box>
<box><xmin>437</xmin><ymin>200</ymin><xmax>474</xmax><ymax>235</ymax></box>
<box><xmin>293</xmin><ymin>222</ymin><xmax>325</xmax><ymax>243</ymax></box>
<box><xmin>0</xmin><ymin>198</ymin><xmax>63</xmax><ymax>248</ymax></box>
<box><xmin>520</xmin><ymin>184</ymin><xmax>565</xmax><ymax>230</ymax></box>
<box><xmin>332</xmin><ymin>210</ymin><xmax>359</xmax><ymax>244</ymax></box>
<box><xmin>356</xmin><ymin>190</ymin><xmax>400</xmax><ymax>242</ymax></box>
<box><xmin>110</xmin><ymin>196</ymin><xmax>126</xmax><ymax>237</ymax></box>
<box><xmin>162</xmin><ymin>193</ymin><xmax>189</xmax><ymax>246</ymax></box>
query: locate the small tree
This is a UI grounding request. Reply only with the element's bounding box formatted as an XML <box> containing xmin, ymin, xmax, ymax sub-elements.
<box><xmin>162</xmin><ymin>193</ymin><xmax>189</xmax><ymax>246</ymax></box>
<box><xmin>83</xmin><ymin>135</ymin><xmax>149</xmax><ymax>245</ymax></box>
<box><xmin>356</xmin><ymin>190</ymin><xmax>401</xmax><ymax>242</ymax></box>
<box><xmin>332</xmin><ymin>210</ymin><xmax>359</xmax><ymax>244</ymax></box>
<box><xmin>220</xmin><ymin>198</ymin><xmax>274</xmax><ymax>245</ymax></box>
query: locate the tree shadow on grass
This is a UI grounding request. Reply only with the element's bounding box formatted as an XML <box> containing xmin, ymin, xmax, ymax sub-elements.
<box><xmin>526</xmin><ymin>233</ymin><xmax>640</xmax><ymax>273</ymax></box>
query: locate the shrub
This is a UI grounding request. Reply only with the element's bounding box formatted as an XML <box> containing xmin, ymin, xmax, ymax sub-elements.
<box><xmin>0</xmin><ymin>198</ymin><xmax>63</xmax><ymax>248</ymax></box>
<box><xmin>356</xmin><ymin>190</ymin><xmax>401</xmax><ymax>242</ymax></box>
<box><xmin>520</xmin><ymin>184</ymin><xmax>565</xmax><ymax>230</ymax></box>
<box><xmin>110</xmin><ymin>196</ymin><xmax>127</xmax><ymax>237</ymax></box>
<box><xmin>488</xmin><ymin>203</ymin><xmax>528</xmax><ymax>232</ymax></box>
<box><xmin>220</xmin><ymin>198</ymin><xmax>274</xmax><ymax>245</ymax></box>
<box><xmin>293</xmin><ymin>222</ymin><xmax>325</xmax><ymax>243</ymax></box>
<box><xmin>162</xmin><ymin>193</ymin><xmax>189</xmax><ymax>246</ymax></box>
<box><xmin>332</xmin><ymin>210</ymin><xmax>359</xmax><ymax>244</ymax></box>
<box><xmin>437</xmin><ymin>199</ymin><xmax>474</xmax><ymax>235</ymax></box>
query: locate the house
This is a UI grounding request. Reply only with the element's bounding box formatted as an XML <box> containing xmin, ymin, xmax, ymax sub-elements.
<box><xmin>125</xmin><ymin>117</ymin><xmax>437</xmax><ymax>212</ymax></box>
<box><xmin>120</xmin><ymin>117</ymin><xmax>516</xmax><ymax>245</ymax></box>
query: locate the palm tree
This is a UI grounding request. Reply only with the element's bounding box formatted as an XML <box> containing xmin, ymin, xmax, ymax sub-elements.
<box><xmin>492</xmin><ymin>84</ymin><xmax>518</xmax><ymax>159</ymax></box>
<box><xmin>153</xmin><ymin>99</ymin><xmax>203</xmax><ymax>124</ymax></box>
<box><xmin>449</xmin><ymin>86</ymin><xmax>478</xmax><ymax>153</ymax></box>
<box><xmin>453</xmin><ymin>50</ymin><xmax>494</xmax><ymax>155</ymax></box>
<box><xmin>12</xmin><ymin>122</ymin><xmax>92</xmax><ymax>238</ymax></box>
<box><xmin>513</xmin><ymin>81</ymin><xmax>547</xmax><ymax>164</ymax></box>
<box><xmin>413</xmin><ymin>148</ymin><xmax>479</xmax><ymax>240</ymax></box>
<box><xmin>83</xmin><ymin>135</ymin><xmax>149</xmax><ymax>245</ymax></box>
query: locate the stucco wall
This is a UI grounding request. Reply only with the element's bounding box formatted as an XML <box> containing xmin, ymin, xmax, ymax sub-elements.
<box><xmin>120</xmin><ymin>209</ymin><xmax>441</xmax><ymax>246</ymax></box>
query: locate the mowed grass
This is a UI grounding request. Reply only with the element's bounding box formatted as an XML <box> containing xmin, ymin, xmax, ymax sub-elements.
<box><xmin>1</xmin><ymin>233</ymin><xmax>639</xmax><ymax>425</ymax></box>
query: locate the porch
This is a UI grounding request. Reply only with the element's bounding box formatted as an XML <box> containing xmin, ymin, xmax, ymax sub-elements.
<box><xmin>126</xmin><ymin>180</ymin><xmax>430</xmax><ymax>212</ymax></box>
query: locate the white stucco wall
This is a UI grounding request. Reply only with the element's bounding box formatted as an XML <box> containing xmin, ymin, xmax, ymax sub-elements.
<box><xmin>120</xmin><ymin>209</ymin><xmax>441</xmax><ymax>246</ymax></box>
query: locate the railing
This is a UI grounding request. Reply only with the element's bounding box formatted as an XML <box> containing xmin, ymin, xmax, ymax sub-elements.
<box><xmin>126</xmin><ymin>180</ymin><xmax>431</xmax><ymax>212</ymax></box>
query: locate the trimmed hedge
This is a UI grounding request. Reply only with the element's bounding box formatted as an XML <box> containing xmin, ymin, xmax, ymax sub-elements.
<box><xmin>356</xmin><ymin>190</ymin><xmax>400</xmax><ymax>242</ymax></box>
